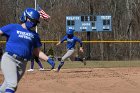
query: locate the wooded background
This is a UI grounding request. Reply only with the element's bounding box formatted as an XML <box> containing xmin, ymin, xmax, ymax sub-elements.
<box><xmin>0</xmin><ymin>0</ymin><xmax>140</xmax><ymax>61</ymax></box>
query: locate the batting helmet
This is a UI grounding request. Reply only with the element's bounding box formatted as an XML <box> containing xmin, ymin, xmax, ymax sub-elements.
<box><xmin>20</xmin><ymin>8</ymin><xmax>40</xmax><ymax>23</ymax></box>
<box><xmin>66</xmin><ymin>29</ymin><xmax>74</xmax><ymax>35</ymax></box>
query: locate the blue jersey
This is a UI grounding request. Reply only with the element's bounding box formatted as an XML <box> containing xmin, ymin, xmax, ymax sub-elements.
<box><xmin>0</xmin><ymin>24</ymin><xmax>42</xmax><ymax>60</ymax></box>
<box><xmin>60</xmin><ymin>35</ymin><xmax>82</xmax><ymax>50</ymax></box>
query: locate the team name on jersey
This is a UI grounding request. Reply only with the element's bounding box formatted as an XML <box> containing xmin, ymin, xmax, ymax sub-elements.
<box><xmin>17</xmin><ymin>30</ymin><xmax>34</xmax><ymax>40</ymax></box>
<box><xmin>67</xmin><ymin>38</ymin><xmax>74</xmax><ymax>42</ymax></box>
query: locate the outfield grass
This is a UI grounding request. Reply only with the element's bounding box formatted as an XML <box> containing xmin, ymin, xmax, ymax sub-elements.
<box><xmin>26</xmin><ymin>61</ymin><xmax>140</xmax><ymax>70</ymax></box>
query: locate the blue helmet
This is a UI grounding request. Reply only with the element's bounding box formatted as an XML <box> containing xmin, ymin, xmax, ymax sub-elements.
<box><xmin>20</xmin><ymin>8</ymin><xmax>40</xmax><ymax>23</ymax></box>
<box><xmin>66</xmin><ymin>29</ymin><xmax>74</xmax><ymax>35</ymax></box>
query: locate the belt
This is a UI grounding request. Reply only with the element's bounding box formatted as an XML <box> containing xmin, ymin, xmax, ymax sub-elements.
<box><xmin>7</xmin><ymin>52</ymin><xmax>28</xmax><ymax>62</ymax></box>
<box><xmin>67</xmin><ymin>48</ymin><xmax>74</xmax><ymax>50</ymax></box>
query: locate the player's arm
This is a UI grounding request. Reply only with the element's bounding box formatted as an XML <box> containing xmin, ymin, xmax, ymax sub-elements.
<box><xmin>56</xmin><ymin>41</ymin><xmax>61</xmax><ymax>46</ymax></box>
<box><xmin>76</xmin><ymin>37</ymin><xmax>84</xmax><ymax>52</ymax></box>
<box><xmin>0</xmin><ymin>24</ymin><xmax>14</xmax><ymax>36</ymax></box>
<box><xmin>33</xmin><ymin>48</ymin><xmax>55</xmax><ymax>69</ymax></box>
<box><xmin>0</xmin><ymin>30</ymin><xmax>4</xmax><ymax>35</ymax></box>
<box><xmin>56</xmin><ymin>35</ymin><xmax>67</xmax><ymax>46</ymax></box>
<box><xmin>33</xmin><ymin>48</ymin><xmax>49</xmax><ymax>61</ymax></box>
<box><xmin>32</xmin><ymin>33</ymin><xmax>49</xmax><ymax>61</ymax></box>
<box><xmin>79</xmin><ymin>47</ymin><xmax>84</xmax><ymax>52</ymax></box>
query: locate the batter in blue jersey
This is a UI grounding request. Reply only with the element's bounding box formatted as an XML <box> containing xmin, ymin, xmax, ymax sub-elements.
<box><xmin>0</xmin><ymin>8</ymin><xmax>55</xmax><ymax>93</ymax></box>
<box><xmin>54</xmin><ymin>29</ymin><xmax>86</xmax><ymax>72</ymax></box>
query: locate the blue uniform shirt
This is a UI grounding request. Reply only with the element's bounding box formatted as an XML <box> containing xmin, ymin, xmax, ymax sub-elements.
<box><xmin>60</xmin><ymin>35</ymin><xmax>83</xmax><ymax>50</ymax></box>
<box><xmin>0</xmin><ymin>24</ymin><xmax>42</xmax><ymax>60</ymax></box>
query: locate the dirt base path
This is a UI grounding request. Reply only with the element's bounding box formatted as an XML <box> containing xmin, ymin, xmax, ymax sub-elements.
<box><xmin>1</xmin><ymin>67</ymin><xmax>140</xmax><ymax>93</ymax></box>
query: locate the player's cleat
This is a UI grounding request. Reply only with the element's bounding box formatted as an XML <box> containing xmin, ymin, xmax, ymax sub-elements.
<box><xmin>27</xmin><ymin>69</ymin><xmax>34</xmax><ymax>72</ymax></box>
<box><xmin>82</xmin><ymin>58</ymin><xmax>86</xmax><ymax>66</ymax></box>
<box><xmin>52</xmin><ymin>68</ymin><xmax>59</xmax><ymax>72</ymax></box>
<box><xmin>39</xmin><ymin>68</ymin><xmax>45</xmax><ymax>71</ymax></box>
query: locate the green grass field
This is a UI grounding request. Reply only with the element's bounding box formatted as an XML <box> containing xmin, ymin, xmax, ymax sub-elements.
<box><xmin>26</xmin><ymin>61</ymin><xmax>140</xmax><ymax>70</ymax></box>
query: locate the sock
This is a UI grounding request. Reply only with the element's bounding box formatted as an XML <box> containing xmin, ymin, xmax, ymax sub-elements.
<box><xmin>30</xmin><ymin>60</ymin><xmax>34</xmax><ymax>69</ymax></box>
<box><xmin>58</xmin><ymin>62</ymin><xmax>64</xmax><ymax>71</ymax></box>
<box><xmin>5</xmin><ymin>89</ymin><xmax>14</xmax><ymax>93</ymax></box>
<box><xmin>34</xmin><ymin>57</ymin><xmax>43</xmax><ymax>68</ymax></box>
<box><xmin>47</xmin><ymin>58</ymin><xmax>55</xmax><ymax>69</ymax></box>
<box><xmin>36</xmin><ymin>60</ymin><xmax>43</xmax><ymax>68</ymax></box>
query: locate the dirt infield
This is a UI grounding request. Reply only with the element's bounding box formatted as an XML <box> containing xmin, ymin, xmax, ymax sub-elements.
<box><xmin>1</xmin><ymin>67</ymin><xmax>140</xmax><ymax>93</ymax></box>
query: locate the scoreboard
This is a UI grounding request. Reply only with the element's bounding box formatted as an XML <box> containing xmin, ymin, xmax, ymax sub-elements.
<box><xmin>66</xmin><ymin>15</ymin><xmax>112</xmax><ymax>32</ymax></box>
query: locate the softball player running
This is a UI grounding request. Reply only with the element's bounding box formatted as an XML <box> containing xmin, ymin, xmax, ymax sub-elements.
<box><xmin>0</xmin><ymin>8</ymin><xmax>55</xmax><ymax>93</ymax></box>
<box><xmin>27</xmin><ymin>55</ymin><xmax>45</xmax><ymax>72</ymax></box>
<box><xmin>55</xmin><ymin>29</ymin><xmax>86</xmax><ymax>72</ymax></box>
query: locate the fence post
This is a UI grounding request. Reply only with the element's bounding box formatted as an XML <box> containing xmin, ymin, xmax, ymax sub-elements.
<box><xmin>86</xmin><ymin>31</ymin><xmax>91</xmax><ymax>60</ymax></box>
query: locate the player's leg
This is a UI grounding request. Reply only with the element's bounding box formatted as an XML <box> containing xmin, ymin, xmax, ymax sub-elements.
<box><xmin>47</xmin><ymin>57</ymin><xmax>55</xmax><ymax>70</ymax></box>
<box><xmin>0</xmin><ymin>81</ymin><xmax>6</xmax><ymax>93</ymax></box>
<box><xmin>34</xmin><ymin>56</ymin><xmax>44</xmax><ymax>70</ymax></box>
<box><xmin>16</xmin><ymin>60</ymin><xmax>27</xmax><ymax>90</ymax></box>
<box><xmin>8</xmin><ymin>60</ymin><xmax>27</xmax><ymax>92</ymax></box>
<box><xmin>79</xmin><ymin>52</ymin><xmax>86</xmax><ymax>65</ymax></box>
<box><xmin>30</xmin><ymin>60</ymin><xmax>34</xmax><ymax>70</ymax></box>
<box><xmin>27</xmin><ymin>58</ymin><xmax>34</xmax><ymax>72</ymax></box>
<box><xmin>56</xmin><ymin>49</ymin><xmax>74</xmax><ymax>72</ymax></box>
<box><xmin>0</xmin><ymin>53</ymin><xmax>18</xmax><ymax>93</ymax></box>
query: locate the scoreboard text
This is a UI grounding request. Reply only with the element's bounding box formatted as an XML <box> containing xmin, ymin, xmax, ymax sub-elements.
<box><xmin>66</xmin><ymin>15</ymin><xmax>112</xmax><ymax>32</ymax></box>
